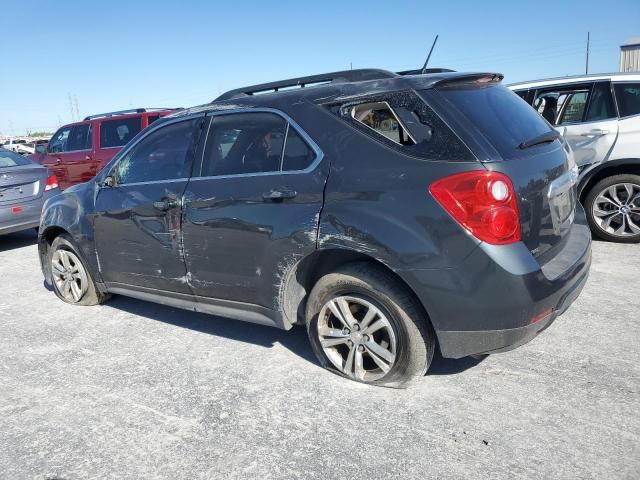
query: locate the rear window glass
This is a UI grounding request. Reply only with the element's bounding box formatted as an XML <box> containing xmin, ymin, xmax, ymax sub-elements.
<box><xmin>438</xmin><ymin>84</ymin><xmax>553</xmax><ymax>158</ymax></box>
<box><xmin>0</xmin><ymin>149</ymin><xmax>30</xmax><ymax>167</ymax></box>
<box><xmin>351</xmin><ymin>102</ymin><xmax>416</xmax><ymax>146</ymax></box>
<box><xmin>100</xmin><ymin>117</ymin><xmax>142</xmax><ymax>148</ymax></box>
<box><xmin>614</xmin><ymin>83</ymin><xmax>640</xmax><ymax>117</ymax></box>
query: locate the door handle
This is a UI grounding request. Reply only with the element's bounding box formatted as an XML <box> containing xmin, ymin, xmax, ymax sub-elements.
<box><xmin>580</xmin><ymin>129</ymin><xmax>609</xmax><ymax>137</ymax></box>
<box><xmin>153</xmin><ymin>198</ymin><xmax>179</xmax><ymax>211</ymax></box>
<box><xmin>262</xmin><ymin>189</ymin><xmax>297</xmax><ymax>201</ymax></box>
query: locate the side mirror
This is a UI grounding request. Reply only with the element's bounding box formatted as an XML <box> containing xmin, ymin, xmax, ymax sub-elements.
<box><xmin>35</xmin><ymin>145</ymin><xmax>46</xmax><ymax>154</ymax></box>
<box><xmin>100</xmin><ymin>176</ymin><xmax>116</xmax><ymax>188</ymax></box>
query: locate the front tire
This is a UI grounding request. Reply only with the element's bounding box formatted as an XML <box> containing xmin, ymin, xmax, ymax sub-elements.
<box><xmin>585</xmin><ymin>174</ymin><xmax>640</xmax><ymax>243</ymax></box>
<box><xmin>48</xmin><ymin>234</ymin><xmax>107</xmax><ymax>306</ymax></box>
<box><xmin>305</xmin><ymin>263</ymin><xmax>435</xmax><ymax>388</ymax></box>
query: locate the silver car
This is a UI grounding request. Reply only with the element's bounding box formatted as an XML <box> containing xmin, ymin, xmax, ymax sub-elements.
<box><xmin>510</xmin><ymin>73</ymin><xmax>640</xmax><ymax>243</ymax></box>
<box><xmin>0</xmin><ymin>148</ymin><xmax>60</xmax><ymax>235</ymax></box>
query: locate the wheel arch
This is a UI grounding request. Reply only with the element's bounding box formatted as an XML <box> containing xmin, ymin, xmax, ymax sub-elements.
<box><xmin>38</xmin><ymin>226</ymin><xmax>72</xmax><ymax>284</ymax></box>
<box><xmin>578</xmin><ymin>158</ymin><xmax>640</xmax><ymax>202</ymax></box>
<box><xmin>280</xmin><ymin>247</ymin><xmax>438</xmax><ymax>342</ymax></box>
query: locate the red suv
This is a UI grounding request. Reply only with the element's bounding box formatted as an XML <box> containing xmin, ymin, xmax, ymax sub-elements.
<box><xmin>34</xmin><ymin>108</ymin><xmax>177</xmax><ymax>190</ymax></box>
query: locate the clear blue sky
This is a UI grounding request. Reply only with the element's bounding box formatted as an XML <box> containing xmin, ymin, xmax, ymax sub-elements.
<box><xmin>1</xmin><ymin>0</ymin><xmax>639</xmax><ymax>136</ymax></box>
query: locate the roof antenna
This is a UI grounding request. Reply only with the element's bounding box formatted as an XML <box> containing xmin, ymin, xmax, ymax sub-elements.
<box><xmin>421</xmin><ymin>34</ymin><xmax>439</xmax><ymax>74</ymax></box>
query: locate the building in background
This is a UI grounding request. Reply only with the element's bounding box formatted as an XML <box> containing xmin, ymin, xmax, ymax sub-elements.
<box><xmin>620</xmin><ymin>37</ymin><xmax>640</xmax><ymax>72</ymax></box>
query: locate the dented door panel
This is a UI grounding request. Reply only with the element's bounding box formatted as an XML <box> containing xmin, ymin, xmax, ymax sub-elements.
<box><xmin>93</xmin><ymin>180</ymin><xmax>192</xmax><ymax>293</ymax></box>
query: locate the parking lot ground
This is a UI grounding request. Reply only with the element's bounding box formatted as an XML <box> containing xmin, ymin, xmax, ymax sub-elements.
<box><xmin>0</xmin><ymin>230</ymin><xmax>638</xmax><ymax>479</ymax></box>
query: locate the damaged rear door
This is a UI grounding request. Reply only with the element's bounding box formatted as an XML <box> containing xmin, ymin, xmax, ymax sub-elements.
<box><xmin>93</xmin><ymin>115</ymin><xmax>204</xmax><ymax>293</ymax></box>
<box><xmin>181</xmin><ymin>110</ymin><xmax>326</xmax><ymax>310</ymax></box>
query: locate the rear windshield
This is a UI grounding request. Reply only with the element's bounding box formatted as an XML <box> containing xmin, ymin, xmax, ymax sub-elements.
<box><xmin>0</xmin><ymin>149</ymin><xmax>30</xmax><ymax>167</ymax></box>
<box><xmin>437</xmin><ymin>84</ymin><xmax>553</xmax><ymax>158</ymax></box>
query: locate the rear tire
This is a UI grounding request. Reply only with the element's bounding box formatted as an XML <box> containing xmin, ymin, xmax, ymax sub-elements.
<box><xmin>584</xmin><ymin>174</ymin><xmax>640</xmax><ymax>243</ymax></box>
<box><xmin>305</xmin><ymin>262</ymin><xmax>435</xmax><ymax>388</ymax></box>
<box><xmin>48</xmin><ymin>234</ymin><xmax>109</xmax><ymax>306</ymax></box>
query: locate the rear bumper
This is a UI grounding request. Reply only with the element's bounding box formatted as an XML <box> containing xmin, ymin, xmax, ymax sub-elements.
<box><xmin>398</xmin><ymin>207</ymin><xmax>592</xmax><ymax>358</ymax></box>
<box><xmin>0</xmin><ymin>189</ymin><xmax>58</xmax><ymax>236</ymax></box>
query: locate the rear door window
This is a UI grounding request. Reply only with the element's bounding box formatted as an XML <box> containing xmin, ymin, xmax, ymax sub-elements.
<box><xmin>200</xmin><ymin>112</ymin><xmax>287</xmax><ymax>176</ymax></box>
<box><xmin>437</xmin><ymin>84</ymin><xmax>553</xmax><ymax>158</ymax></box>
<box><xmin>614</xmin><ymin>83</ymin><xmax>640</xmax><ymax>117</ymax></box>
<box><xmin>67</xmin><ymin>124</ymin><xmax>92</xmax><ymax>151</ymax></box>
<box><xmin>100</xmin><ymin>117</ymin><xmax>142</xmax><ymax>148</ymax></box>
<box><xmin>282</xmin><ymin>127</ymin><xmax>315</xmax><ymax>171</ymax></box>
<box><xmin>47</xmin><ymin>127</ymin><xmax>72</xmax><ymax>153</ymax></box>
<box><xmin>585</xmin><ymin>83</ymin><xmax>616</xmax><ymax>122</ymax></box>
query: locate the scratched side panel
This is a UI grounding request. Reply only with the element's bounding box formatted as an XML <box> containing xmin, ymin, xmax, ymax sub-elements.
<box><xmin>93</xmin><ymin>181</ymin><xmax>193</xmax><ymax>293</ymax></box>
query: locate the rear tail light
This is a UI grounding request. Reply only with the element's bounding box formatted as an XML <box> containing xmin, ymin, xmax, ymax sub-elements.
<box><xmin>429</xmin><ymin>171</ymin><xmax>521</xmax><ymax>245</ymax></box>
<box><xmin>44</xmin><ymin>175</ymin><xmax>59</xmax><ymax>191</ymax></box>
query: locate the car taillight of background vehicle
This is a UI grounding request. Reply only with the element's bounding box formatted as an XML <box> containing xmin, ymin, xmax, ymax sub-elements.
<box><xmin>45</xmin><ymin>175</ymin><xmax>59</xmax><ymax>191</ymax></box>
<box><xmin>429</xmin><ymin>171</ymin><xmax>521</xmax><ymax>245</ymax></box>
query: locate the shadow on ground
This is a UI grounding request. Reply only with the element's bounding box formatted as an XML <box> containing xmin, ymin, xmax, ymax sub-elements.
<box><xmin>0</xmin><ymin>229</ymin><xmax>37</xmax><ymax>252</ymax></box>
<box><xmin>106</xmin><ymin>294</ymin><xmax>484</xmax><ymax>376</ymax></box>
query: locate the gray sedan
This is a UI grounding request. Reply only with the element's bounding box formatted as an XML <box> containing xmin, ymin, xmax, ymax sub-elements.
<box><xmin>0</xmin><ymin>147</ymin><xmax>60</xmax><ymax>235</ymax></box>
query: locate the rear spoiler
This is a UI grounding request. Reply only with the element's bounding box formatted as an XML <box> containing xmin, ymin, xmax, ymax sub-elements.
<box><xmin>432</xmin><ymin>73</ymin><xmax>503</xmax><ymax>89</ymax></box>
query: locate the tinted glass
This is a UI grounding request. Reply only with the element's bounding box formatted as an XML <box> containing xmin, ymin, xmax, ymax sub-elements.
<box><xmin>559</xmin><ymin>91</ymin><xmax>589</xmax><ymax>124</ymax></box>
<box><xmin>201</xmin><ymin>113</ymin><xmax>287</xmax><ymax>176</ymax></box>
<box><xmin>67</xmin><ymin>124</ymin><xmax>92</xmax><ymax>151</ymax></box>
<box><xmin>48</xmin><ymin>127</ymin><xmax>71</xmax><ymax>153</ymax></box>
<box><xmin>0</xmin><ymin>148</ymin><xmax>31</xmax><ymax>167</ymax></box>
<box><xmin>115</xmin><ymin>119</ymin><xmax>199</xmax><ymax>184</ymax></box>
<box><xmin>100</xmin><ymin>117</ymin><xmax>142</xmax><ymax>148</ymax></box>
<box><xmin>585</xmin><ymin>83</ymin><xmax>616</xmax><ymax>122</ymax></box>
<box><xmin>147</xmin><ymin>115</ymin><xmax>160</xmax><ymax>126</ymax></box>
<box><xmin>439</xmin><ymin>84</ymin><xmax>553</xmax><ymax>157</ymax></box>
<box><xmin>282</xmin><ymin>127</ymin><xmax>315</xmax><ymax>171</ymax></box>
<box><xmin>614</xmin><ymin>83</ymin><xmax>640</xmax><ymax>117</ymax></box>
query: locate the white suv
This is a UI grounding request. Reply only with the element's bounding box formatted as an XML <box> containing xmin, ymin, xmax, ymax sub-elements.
<box><xmin>510</xmin><ymin>73</ymin><xmax>640</xmax><ymax>243</ymax></box>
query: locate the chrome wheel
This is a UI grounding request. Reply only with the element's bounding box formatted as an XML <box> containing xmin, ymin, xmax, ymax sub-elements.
<box><xmin>317</xmin><ymin>295</ymin><xmax>397</xmax><ymax>382</ymax></box>
<box><xmin>51</xmin><ymin>249</ymin><xmax>88</xmax><ymax>303</ymax></box>
<box><xmin>592</xmin><ymin>183</ymin><xmax>640</xmax><ymax>237</ymax></box>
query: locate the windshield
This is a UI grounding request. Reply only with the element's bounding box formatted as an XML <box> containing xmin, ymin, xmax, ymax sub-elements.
<box><xmin>0</xmin><ymin>148</ymin><xmax>31</xmax><ymax>168</ymax></box>
<box><xmin>436</xmin><ymin>84</ymin><xmax>554</xmax><ymax>158</ymax></box>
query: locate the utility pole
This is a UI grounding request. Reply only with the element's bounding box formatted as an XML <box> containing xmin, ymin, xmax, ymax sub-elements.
<box><xmin>585</xmin><ymin>32</ymin><xmax>590</xmax><ymax>75</ymax></box>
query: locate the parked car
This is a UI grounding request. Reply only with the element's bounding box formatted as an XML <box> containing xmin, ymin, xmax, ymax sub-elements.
<box><xmin>510</xmin><ymin>73</ymin><xmax>640</xmax><ymax>243</ymax></box>
<box><xmin>35</xmin><ymin>108</ymin><xmax>178</xmax><ymax>190</ymax></box>
<box><xmin>0</xmin><ymin>147</ymin><xmax>60</xmax><ymax>235</ymax></box>
<box><xmin>38</xmin><ymin>69</ymin><xmax>591</xmax><ymax>387</ymax></box>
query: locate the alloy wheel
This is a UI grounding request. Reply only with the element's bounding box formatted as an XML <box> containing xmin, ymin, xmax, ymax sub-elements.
<box><xmin>51</xmin><ymin>249</ymin><xmax>89</xmax><ymax>303</ymax></box>
<box><xmin>317</xmin><ymin>295</ymin><xmax>397</xmax><ymax>382</ymax></box>
<box><xmin>592</xmin><ymin>182</ymin><xmax>640</xmax><ymax>238</ymax></box>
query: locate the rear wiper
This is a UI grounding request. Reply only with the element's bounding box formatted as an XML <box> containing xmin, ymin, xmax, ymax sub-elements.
<box><xmin>518</xmin><ymin>130</ymin><xmax>560</xmax><ymax>150</ymax></box>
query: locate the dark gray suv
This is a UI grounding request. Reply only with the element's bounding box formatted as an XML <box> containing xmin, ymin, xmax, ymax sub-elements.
<box><xmin>38</xmin><ymin>69</ymin><xmax>591</xmax><ymax>387</ymax></box>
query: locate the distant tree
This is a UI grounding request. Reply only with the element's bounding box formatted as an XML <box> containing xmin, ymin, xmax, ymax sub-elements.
<box><xmin>29</xmin><ymin>131</ymin><xmax>53</xmax><ymax>137</ymax></box>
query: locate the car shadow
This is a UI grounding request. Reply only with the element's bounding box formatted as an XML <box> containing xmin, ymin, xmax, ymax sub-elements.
<box><xmin>105</xmin><ymin>295</ymin><xmax>318</xmax><ymax>365</ymax></box>
<box><xmin>0</xmin><ymin>229</ymin><xmax>38</xmax><ymax>252</ymax></box>
<box><xmin>104</xmin><ymin>295</ymin><xmax>486</xmax><ymax>376</ymax></box>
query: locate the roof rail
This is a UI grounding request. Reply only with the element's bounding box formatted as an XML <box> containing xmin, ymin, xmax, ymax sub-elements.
<box><xmin>83</xmin><ymin>108</ymin><xmax>178</xmax><ymax>121</ymax></box>
<box><xmin>214</xmin><ymin>69</ymin><xmax>398</xmax><ymax>102</ymax></box>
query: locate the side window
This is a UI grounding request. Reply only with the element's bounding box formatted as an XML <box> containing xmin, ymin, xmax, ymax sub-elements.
<box><xmin>147</xmin><ymin>115</ymin><xmax>160</xmax><ymax>126</ymax></box>
<box><xmin>333</xmin><ymin>90</ymin><xmax>474</xmax><ymax>162</ymax></box>
<box><xmin>100</xmin><ymin>117</ymin><xmax>142</xmax><ymax>148</ymax></box>
<box><xmin>201</xmin><ymin>113</ymin><xmax>287</xmax><ymax>176</ymax></box>
<box><xmin>559</xmin><ymin>91</ymin><xmax>589</xmax><ymax>124</ymax></box>
<box><xmin>585</xmin><ymin>83</ymin><xmax>616</xmax><ymax>122</ymax></box>
<box><xmin>114</xmin><ymin>119</ymin><xmax>199</xmax><ymax>184</ymax></box>
<box><xmin>351</xmin><ymin>102</ymin><xmax>416</xmax><ymax>146</ymax></box>
<box><xmin>67</xmin><ymin>124</ymin><xmax>92</xmax><ymax>151</ymax></box>
<box><xmin>534</xmin><ymin>87</ymin><xmax>591</xmax><ymax>125</ymax></box>
<box><xmin>514</xmin><ymin>89</ymin><xmax>529</xmax><ymax>101</ymax></box>
<box><xmin>282</xmin><ymin>127</ymin><xmax>315</xmax><ymax>171</ymax></box>
<box><xmin>47</xmin><ymin>127</ymin><xmax>72</xmax><ymax>153</ymax></box>
<box><xmin>614</xmin><ymin>83</ymin><xmax>640</xmax><ymax>117</ymax></box>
